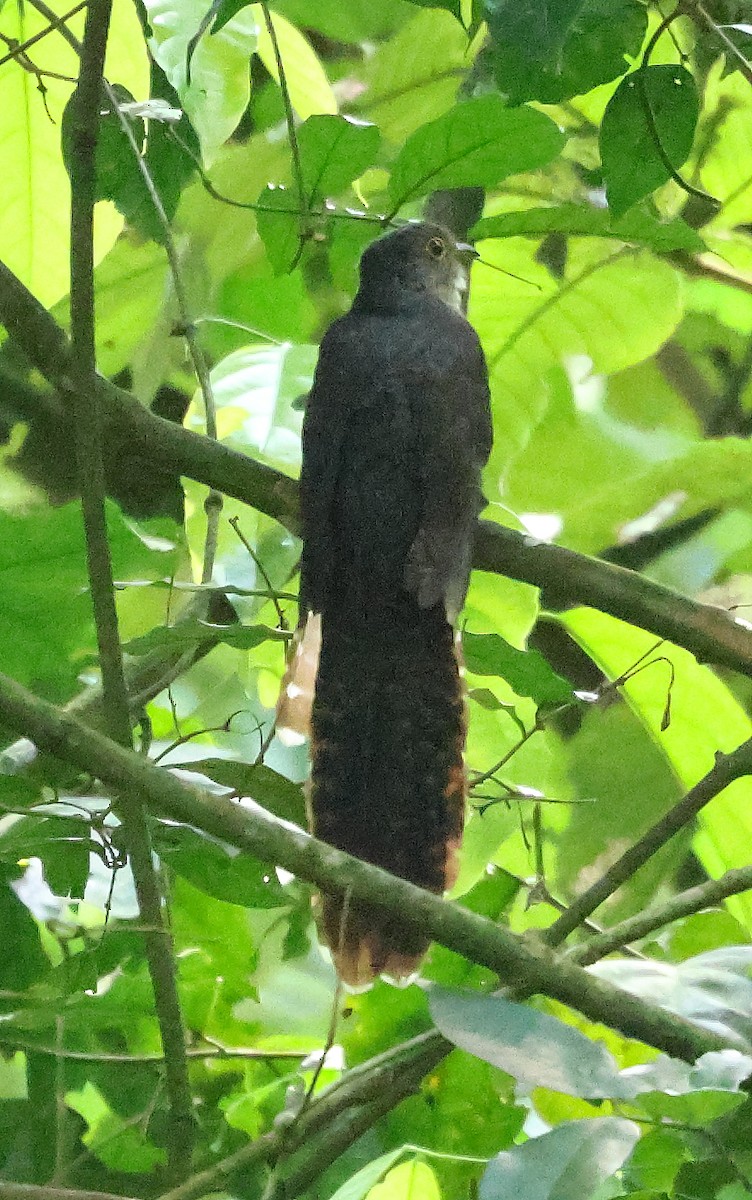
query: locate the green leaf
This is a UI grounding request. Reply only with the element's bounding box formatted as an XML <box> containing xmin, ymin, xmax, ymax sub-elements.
<box><xmin>600</xmin><ymin>65</ymin><xmax>700</xmax><ymax>218</ymax></box>
<box><xmin>297</xmin><ymin>115</ymin><xmax>381</xmax><ymax>202</ymax></box>
<box><xmin>471</xmin><ymin>242</ymin><xmax>683</xmax><ymax>473</ymax></box>
<box><xmin>256</xmin><ymin>183</ymin><xmax>304</xmax><ymax>274</ymax></box>
<box><xmin>471</xmin><ymin>205</ymin><xmax>705</xmax><ymax>253</ymax></box>
<box><xmin>123</xmin><ymin>620</ymin><xmax>286</xmax><ymax>656</ymax></box>
<box><xmin>430</xmin><ymin>987</ymin><xmax>628</xmax><ymax>1097</ymax></box>
<box><xmin>388</xmin><ymin>94</ymin><xmax>565</xmax><ymax>211</ymax></box>
<box><xmin>463</xmin><ymin>632</ymin><xmax>573</xmax><ymax>706</ymax></box>
<box><xmin>201</xmin><ymin>341</ymin><xmax>314</xmax><ymax>471</ymax></box>
<box><xmin>363</xmin><ymin>9</ymin><xmax>471</xmax><ymax>143</ymax></box>
<box><xmin>591</xmin><ymin>948</ymin><xmax>752</xmax><ymax>1050</ymax></box>
<box><xmin>0</xmin><ymin>812</ymin><xmax>93</xmax><ymax>898</ymax></box>
<box><xmin>0</xmin><ymin>872</ymin><xmax>48</xmax><ymax>996</ymax></box>
<box><xmin>66</xmin><ymin>1082</ymin><xmax>167</xmax><ymax>1173</ymax></box>
<box><xmin>157</xmin><ymin>823</ymin><xmax>287</xmax><ymax>908</ymax></box>
<box><xmin>479</xmin><ymin>1117</ymin><xmax>640</xmax><ymax>1200</ymax></box>
<box><xmin>143</xmin><ymin>0</ymin><xmax>257</xmax><ymax>164</ymax></box>
<box><xmin>404</xmin><ymin>0</ymin><xmax>462</xmax><ymax>19</ymax></box>
<box><xmin>0</xmin><ymin>502</ymin><xmax>177</xmax><ymax>699</ymax></box>
<box><xmin>483</xmin><ymin>0</ymin><xmax>586</xmax><ymax>63</ymax></box>
<box><xmin>177</xmin><ymin>760</ymin><xmax>306</xmax><ymax>825</ymax></box>
<box><xmin>486</xmin><ymin>0</ymin><xmax>647</xmax><ymax>105</ymax></box>
<box><xmin>211</xmin><ymin>0</ymin><xmax>250</xmax><ymax>33</ymax></box>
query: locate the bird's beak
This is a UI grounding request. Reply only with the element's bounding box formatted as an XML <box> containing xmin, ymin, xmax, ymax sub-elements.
<box><xmin>455</xmin><ymin>241</ymin><xmax>479</xmax><ymax>260</ymax></box>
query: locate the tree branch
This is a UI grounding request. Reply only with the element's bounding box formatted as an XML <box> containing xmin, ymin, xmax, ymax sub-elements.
<box><xmin>569</xmin><ymin>863</ymin><xmax>752</xmax><ymax>966</ymax></box>
<box><xmin>66</xmin><ymin>7</ymin><xmax>193</xmax><ymax>1177</ymax></box>
<box><xmin>2</xmin><ymin>257</ymin><xmax>752</xmax><ymax>682</ymax></box>
<box><xmin>0</xmin><ymin>669</ymin><xmax>737</xmax><ymax>1066</ymax></box>
<box><xmin>545</xmin><ymin>737</ymin><xmax>752</xmax><ymax>945</ymax></box>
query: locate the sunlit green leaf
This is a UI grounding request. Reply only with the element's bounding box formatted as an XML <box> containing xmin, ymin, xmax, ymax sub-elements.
<box><xmin>388</xmin><ymin>95</ymin><xmax>565</xmax><ymax>211</ymax></box>
<box><xmin>255</xmin><ymin>7</ymin><xmax>337</xmax><ymax>120</ymax></box>
<box><xmin>463</xmin><ymin>632</ymin><xmax>573</xmax><ymax>706</ymax></box>
<box><xmin>143</xmin><ymin>0</ymin><xmax>257</xmax><ymax>164</ymax></box>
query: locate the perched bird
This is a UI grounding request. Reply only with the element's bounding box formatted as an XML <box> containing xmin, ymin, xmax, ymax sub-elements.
<box><xmin>277</xmin><ymin>222</ymin><xmax>492</xmax><ymax>987</ymax></box>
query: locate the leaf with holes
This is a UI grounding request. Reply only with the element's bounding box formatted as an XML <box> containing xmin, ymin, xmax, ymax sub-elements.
<box><xmin>387</xmin><ymin>94</ymin><xmax>565</xmax><ymax>212</ymax></box>
<box><xmin>463</xmin><ymin>632</ymin><xmax>573</xmax><ymax>706</ymax></box>
<box><xmin>600</xmin><ymin>65</ymin><xmax>700</xmax><ymax>218</ymax></box>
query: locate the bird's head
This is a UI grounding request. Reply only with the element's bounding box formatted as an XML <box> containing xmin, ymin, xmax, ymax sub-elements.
<box><xmin>357</xmin><ymin>222</ymin><xmax>477</xmax><ymax>311</ymax></box>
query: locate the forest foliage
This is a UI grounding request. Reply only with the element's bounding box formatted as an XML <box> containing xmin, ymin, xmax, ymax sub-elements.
<box><xmin>3</xmin><ymin>0</ymin><xmax>752</xmax><ymax>1198</ymax></box>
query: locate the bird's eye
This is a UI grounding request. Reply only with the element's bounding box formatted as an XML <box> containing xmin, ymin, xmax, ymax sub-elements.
<box><xmin>426</xmin><ymin>236</ymin><xmax>446</xmax><ymax>259</ymax></box>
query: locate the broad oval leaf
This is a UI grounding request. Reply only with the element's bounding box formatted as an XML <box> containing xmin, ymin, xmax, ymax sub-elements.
<box><xmin>157</xmin><ymin>823</ymin><xmax>287</xmax><ymax>908</ymax></box>
<box><xmin>600</xmin><ymin>65</ymin><xmax>700</xmax><ymax>218</ymax></box>
<box><xmin>479</xmin><ymin>1117</ymin><xmax>639</xmax><ymax>1200</ymax></box>
<box><xmin>298</xmin><ymin>115</ymin><xmax>381</xmax><ymax>202</ymax></box>
<box><xmin>0</xmin><ymin>0</ymin><xmax>147</xmax><ymax>305</ymax></box>
<box><xmin>387</xmin><ymin>94</ymin><xmax>565</xmax><ymax>211</ymax></box>
<box><xmin>429</xmin><ymin>986</ymin><xmax>625</xmax><ymax>1097</ymax></box>
<box><xmin>367</xmin><ymin>1160</ymin><xmax>440</xmax><ymax>1200</ymax></box>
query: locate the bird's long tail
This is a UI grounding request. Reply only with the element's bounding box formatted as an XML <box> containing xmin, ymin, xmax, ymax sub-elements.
<box><xmin>306</xmin><ymin>603</ymin><xmax>466</xmax><ymax>988</ymax></box>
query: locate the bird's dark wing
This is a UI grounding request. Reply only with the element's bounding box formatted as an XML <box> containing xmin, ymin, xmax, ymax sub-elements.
<box><xmin>298</xmin><ymin>317</ymin><xmax>356</xmax><ymax>617</ymax></box>
<box><xmin>403</xmin><ymin>312</ymin><xmax>492</xmax><ymax>620</ymax></box>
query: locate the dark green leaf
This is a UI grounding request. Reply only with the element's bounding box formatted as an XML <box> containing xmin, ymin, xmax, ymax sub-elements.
<box><xmin>0</xmin><ymin>812</ymin><xmax>93</xmax><ymax>898</ymax></box>
<box><xmin>600</xmin><ymin>65</ymin><xmax>700</xmax><ymax>218</ymax></box>
<box><xmin>471</xmin><ymin>204</ymin><xmax>706</xmax><ymax>252</ymax></box>
<box><xmin>486</xmin><ymin>0</ymin><xmax>647</xmax><ymax>105</ymax></box>
<box><xmin>480</xmin><ymin>1117</ymin><xmax>639</xmax><ymax>1200</ymax></box>
<box><xmin>387</xmin><ymin>94</ymin><xmax>565</xmax><ymax>210</ymax></box>
<box><xmin>298</xmin><ymin>115</ymin><xmax>380</xmax><ymax>201</ymax></box>
<box><xmin>177</xmin><ymin>760</ymin><xmax>307</xmax><ymax>825</ymax></box>
<box><xmin>210</xmin><ymin>0</ymin><xmax>250</xmax><ymax>34</ymax></box>
<box><xmin>0</xmin><ymin>872</ymin><xmax>48</xmax><ymax>996</ymax></box>
<box><xmin>463</xmin><ymin>632</ymin><xmax>573</xmax><ymax>706</ymax></box>
<box><xmin>157</xmin><ymin>823</ymin><xmax>287</xmax><ymax>908</ymax></box>
<box><xmin>483</xmin><ymin>0</ymin><xmax>586</xmax><ymax>63</ymax></box>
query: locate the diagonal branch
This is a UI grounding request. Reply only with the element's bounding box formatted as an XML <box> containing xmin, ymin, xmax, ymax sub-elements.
<box><xmin>545</xmin><ymin>735</ymin><xmax>752</xmax><ymax>945</ymax></box>
<box><xmin>569</xmin><ymin>862</ymin><xmax>752</xmax><ymax>966</ymax></box>
<box><xmin>0</xmin><ymin>667</ymin><xmax>737</xmax><ymax>1066</ymax></box>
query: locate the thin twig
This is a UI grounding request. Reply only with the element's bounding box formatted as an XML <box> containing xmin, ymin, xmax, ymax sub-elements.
<box><xmin>544</xmin><ymin>735</ymin><xmax>752</xmax><ymax>945</ymax></box>
<box><xmin>687</xmin><ymin>0</ymin><xmax>752</xmax><ymax>87</ymax></box>
<box><xmin>0</xmin><ymin>1038</ymin><xmax>311</xmax><ymax>1063</ymax></box>
<box><xmin>569</xmin><ymin>863</ymin><xmax>752</xmax><ymax>966</ymax></box>
<box><xmin>259</xmin><ymin>1</ymin><xmax>305</xmax><ymax>222</ymax></box>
